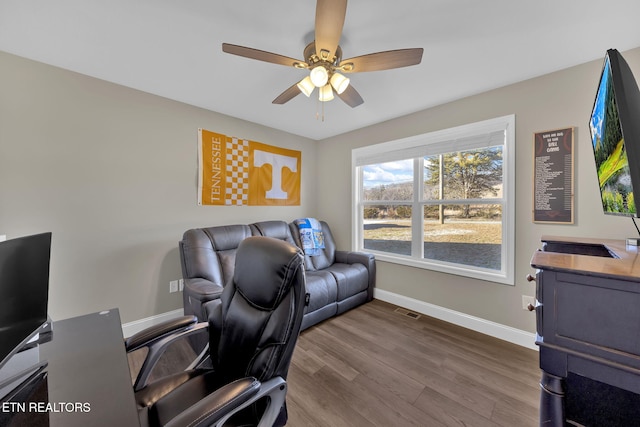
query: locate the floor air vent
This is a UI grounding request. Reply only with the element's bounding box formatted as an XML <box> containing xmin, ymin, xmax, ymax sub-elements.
<box><xmin>394</xmin><ymin>307</ymin><xmax>421</xmax><ymax>320</ymax></box>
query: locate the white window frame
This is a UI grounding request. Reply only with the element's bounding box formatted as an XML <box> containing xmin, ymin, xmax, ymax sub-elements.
<box><xmin>352</xmin><ymin>115</ymin><xmax>516</xmax><ymax>285</ymax></box>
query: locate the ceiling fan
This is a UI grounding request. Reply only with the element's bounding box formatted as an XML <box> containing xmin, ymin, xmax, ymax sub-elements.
<box><xmin>221</xmin><ymin>0</ymin><xmax>423</xmax><ymax>108</ymax></box>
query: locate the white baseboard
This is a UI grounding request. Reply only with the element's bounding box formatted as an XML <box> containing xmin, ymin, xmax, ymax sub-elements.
<box><xmin>123</xmin><ymin>292</ymin><xmax>538</xmax><ymax>350</ymax></box>
<box><xmin>121</xmin><ymin>308</ymin><xmax>184</xmax><ymax>339</ymax></box>
<box><xmin>374</xmin><ymin>289</ymin><xmax>538</xmax><ymax>351</ymax></box>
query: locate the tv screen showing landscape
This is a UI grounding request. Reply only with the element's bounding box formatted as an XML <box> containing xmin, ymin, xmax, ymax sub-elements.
<box><xmin>590</xmin><ymin>52</ymin><xmax>637</xmax><ymax>216</ymax></box>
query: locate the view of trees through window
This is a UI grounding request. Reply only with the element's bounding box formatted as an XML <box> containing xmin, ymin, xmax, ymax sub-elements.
<box><xmin>361</xmin><ymin>146</ymin><xmax>503</xmax><ymax>270</ymax></box>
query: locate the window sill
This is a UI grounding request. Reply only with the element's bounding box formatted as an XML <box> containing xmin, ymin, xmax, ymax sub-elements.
<box><xmin>363</xmin><ymin>249</ymin><xmax>514</xmax><ymax>285</ymax></box>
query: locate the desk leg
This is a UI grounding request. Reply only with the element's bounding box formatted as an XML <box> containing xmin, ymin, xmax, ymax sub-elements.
<box><xmin>539</xmin><ymin>371</ymin><xmax>565</xmax><ymax>426</ymax></box>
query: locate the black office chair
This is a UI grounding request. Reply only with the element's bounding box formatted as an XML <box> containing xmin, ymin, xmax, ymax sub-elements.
<box><xmin>125</xmin><ymin>236</ymin><xmax>307</xmax><ymax>427</ymax></box>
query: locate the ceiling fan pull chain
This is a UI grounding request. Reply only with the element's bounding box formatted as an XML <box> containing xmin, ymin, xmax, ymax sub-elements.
<box><xmin>315</xmin><ymin>97</ymin><xmax>326</xmax><ymax>122</ymax></box>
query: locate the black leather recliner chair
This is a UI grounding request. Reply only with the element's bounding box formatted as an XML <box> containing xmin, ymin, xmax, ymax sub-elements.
<box><xmin>125</xmin><ymin>236</ymin><xmax>307</xmax><ymax>427</ymax></box>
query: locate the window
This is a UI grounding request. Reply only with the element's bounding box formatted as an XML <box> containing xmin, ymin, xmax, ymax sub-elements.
<box><xmin>352</xmin><ymin>115</ymin><xmax>515</xmax><ymax>285</ymax></box>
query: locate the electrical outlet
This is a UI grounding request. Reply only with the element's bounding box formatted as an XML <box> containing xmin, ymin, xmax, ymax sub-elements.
<box><xmin>178</xmin><ymin>279</ymin><xmax>184</xmax><ymax>292</ymax></box>
<box><xmin>522</xmin><ymin>295</ymin><xmax>536</xmax><ymax>311</ymax></box>
<box><xmin>169</xmin><ymin>280</ymin><xmax>179</xmax><ymax>293</ymax></box>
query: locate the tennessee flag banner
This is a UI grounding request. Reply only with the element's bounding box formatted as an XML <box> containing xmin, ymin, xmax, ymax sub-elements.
<box><xmin>198</xmin><ymin>129</ymin><xmax>301</xmax><ymax>206</ymax></box>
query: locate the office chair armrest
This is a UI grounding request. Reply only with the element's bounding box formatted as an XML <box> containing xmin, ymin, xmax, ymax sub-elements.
<box><xmin>126</xmin><ymin>317</ymin><xmax>210</xmax><ymax>391</ymax></box>
<box><xmin>164</xmin><ymin>377</ymin><xmax>288</xmax><ymax>427</ymax></box>
<box><xmin>164</xmin><ymin>377</ymin><xmax>261</xmax><ymax>427</ymax></box>
<box><xmin>124</xmin><ymin>315</ymin><xmax>199</xmax><ymax>352</ymax></box>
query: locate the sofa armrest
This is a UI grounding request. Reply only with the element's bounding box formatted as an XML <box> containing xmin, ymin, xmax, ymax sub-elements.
<box><xmin>335</xmin><ymin>250</ymin><xmax>376</xmax><ymax>301</ymax></box>
<box><xmin>184</xmin><ymin>277</ymin><xmax>223</xmax><ymax>300</ymax></box>
<box><xmin>183</xmin><ymin>278</ymin><xmax>224</xmax><ymax>321</ymax></box>
<box><xmin>335</xmin><ymin>250</ymin><xmax>374</xmax><ymax>267</ymax></box>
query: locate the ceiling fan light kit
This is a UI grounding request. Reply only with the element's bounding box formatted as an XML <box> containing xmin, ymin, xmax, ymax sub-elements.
<box><xmin>297</xmin><ymin>76</ymin><xmax>315</xmax><ymax>97</ymax></box>
<box><xmin>319</xmin><ymin>84</ymin><xmax>334</xmax><ymax>102</ymax></box>
<box><xmin>221</xmin><ymin>0</ymin><xmax>424</xmax><ymax>109</ymax></box>
<box><xmin>297</xmin><ymin>70</ymin><xmax>349</xmax><ymax>101</ymax></box>
<box><xmin>330</xmin><ymin>72</ymin><xmax>349</xmax><ymax>94</ymax></box>
<box><xmin>309</xmin><ymin>66</ymin><xmax>329</xmax><ymax>87</ymax></box>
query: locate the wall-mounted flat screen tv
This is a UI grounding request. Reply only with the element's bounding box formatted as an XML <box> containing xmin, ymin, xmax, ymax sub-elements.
<box><xmin>589</xmin><ymin>49</ymin><xmax>640</xmax><ymax>217</ymax></box>
<box><xmin>0</xmin><ymin>232</ymin><xmax>52</xmax><ymax>371</ymax></box>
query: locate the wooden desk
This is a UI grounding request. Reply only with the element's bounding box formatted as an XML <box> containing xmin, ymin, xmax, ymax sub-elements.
<box><xmin>0</xmin><ymin>309</ymin><xmax>140</xmax><ymax>426</ymax></box>
<box><xmin>531</xmin><ymin>236</ymin><xmax>640</xmax><ymax>426</ymax></box>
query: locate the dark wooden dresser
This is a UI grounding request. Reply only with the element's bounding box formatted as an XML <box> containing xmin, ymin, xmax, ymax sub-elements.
<box><xmin>530</xmin><ymin>236</ymin><xmax>640</xmax><ymax>426</ymax></box>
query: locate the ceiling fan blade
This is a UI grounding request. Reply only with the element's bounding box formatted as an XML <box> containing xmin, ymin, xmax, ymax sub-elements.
<box><xmin>339</xmin><ymin>48</ymin><xmax>424</xmax><ymax>73</ymax></box>
<box><xmin>222</xmin><ymin>43</ymin><xmax>305</xmax><ymax>68</ymax></box>
<box><xmin>337</xmin><ymin>84</ymin><xmax>364</xmax><ymax>108</ymax></box>
<box><xmin>272</xmin><ymin>83</ymin><xmax>302</xmax><ymax>105</ymax></box>
<box><xmin>315</xmin><ymin>0</ymin><xmax>347</xmax><ymax>62</ymax></box>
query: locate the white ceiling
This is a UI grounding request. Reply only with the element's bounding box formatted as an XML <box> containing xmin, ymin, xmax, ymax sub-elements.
<box><xmin>2</xmin><ymin>0</ymin><xmax>640</xmax><ymax>140</ymax></box>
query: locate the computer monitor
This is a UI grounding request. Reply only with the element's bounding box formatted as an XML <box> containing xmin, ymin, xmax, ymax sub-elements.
<box><xmin>0</xmin><ymin>232</ymin><xmax>52</xmax><ymax>371</ymax></box>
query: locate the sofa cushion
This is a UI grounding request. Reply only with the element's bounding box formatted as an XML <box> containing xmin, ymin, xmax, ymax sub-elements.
<box><xmin>180</xmin><ymin>229</ymin><xmax>222</xmax><ymax>285</ymax></box>
<box><xmin>303</xmin><ymin>271</ymin><xmax>338</xmax><ymax>314</ymax></box>
<box><xmin>324</xmin><ymin>263</ymin><xmax>369</xmax><ymax>301</ymax></box>
<box><xmin>250</xmin><ymin>221</ymin><xmax>296</xmax><ymax>246</ymax></box>
<box><xmin>289</xmin><ymin>220</ymin><xmax>337</xmax><ymax>271</ymax></box>
<box><xmin>180</xmin><ymin>225</ymin><xmax>252</xmax><ymax>286</ymax></box>
<box><xmin>203</xmin><ymin>225</ymin><xmax>252</xmax><ymax>284</ymax></box>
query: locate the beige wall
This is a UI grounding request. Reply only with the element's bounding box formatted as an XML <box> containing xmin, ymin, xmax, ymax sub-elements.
<box><xmin>315</xmin><ymin>46</ymin><xmax>640</xmax><ymax>333</ymax></box>
<box><xmin>3</xmin><ymin>46</ymin><xmax>640</xmax><ymax>333</ymax></box>
<box><xmin>0</xmin><ymin>51</ymin><xmax>317</xmax><ymax>323</ymax></box>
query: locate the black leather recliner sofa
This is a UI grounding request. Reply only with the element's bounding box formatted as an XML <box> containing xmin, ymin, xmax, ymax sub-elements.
<box><xmin>179</xmin><ymin>220</ymin><xmax>376</xmax><ymax>330</ymax></box>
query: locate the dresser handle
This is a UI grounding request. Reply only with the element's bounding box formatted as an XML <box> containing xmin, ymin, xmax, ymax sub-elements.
<box><xmin>527</xmin><ymin>303</ymin><xmax>535</xmax><ymax>312</ymax></box>
<box><xmin>526</xmin><ymin>274</ymin><xmax>536</xmax><ymax>282</ymax></box>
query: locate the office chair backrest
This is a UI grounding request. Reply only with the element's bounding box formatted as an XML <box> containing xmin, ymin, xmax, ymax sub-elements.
<box><xmin>208</xmin><ymin>236</ymin><xmax>306</xmax><ymax>385</ymax></box>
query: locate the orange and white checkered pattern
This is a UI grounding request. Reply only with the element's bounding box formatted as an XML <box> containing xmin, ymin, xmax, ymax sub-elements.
<box><xmin>225</xmin><ymin>138</ymin><xmax>249</xmax><ymax>205</ymax></box>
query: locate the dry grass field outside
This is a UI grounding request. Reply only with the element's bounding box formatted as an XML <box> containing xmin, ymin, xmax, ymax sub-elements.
<box><xmin>364</xmin><ymin>219</ymin><xmax>502</xmax><ymax>243</ymax></box>
<box><xmin>363</xmin><ymin>219</ymin><xmax>503</xmax><ymax>269</ymax></box>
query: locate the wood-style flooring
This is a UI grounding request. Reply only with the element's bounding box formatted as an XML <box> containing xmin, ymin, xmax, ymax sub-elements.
<box><xmin>286</xmin><ymin>300</ymin><xmax>539</xmax><ymax>426</ymax></box>
<box><xmin>128</xmin><ymin>299</ymin><xmax>540</xmax><ymax>426</ymax></box>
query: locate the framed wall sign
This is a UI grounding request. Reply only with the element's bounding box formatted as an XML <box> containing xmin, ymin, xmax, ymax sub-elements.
<box><xmin>533</xmin><ymin>127</ymin><xmax>574</xmax><ymax>223</ymax></box>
